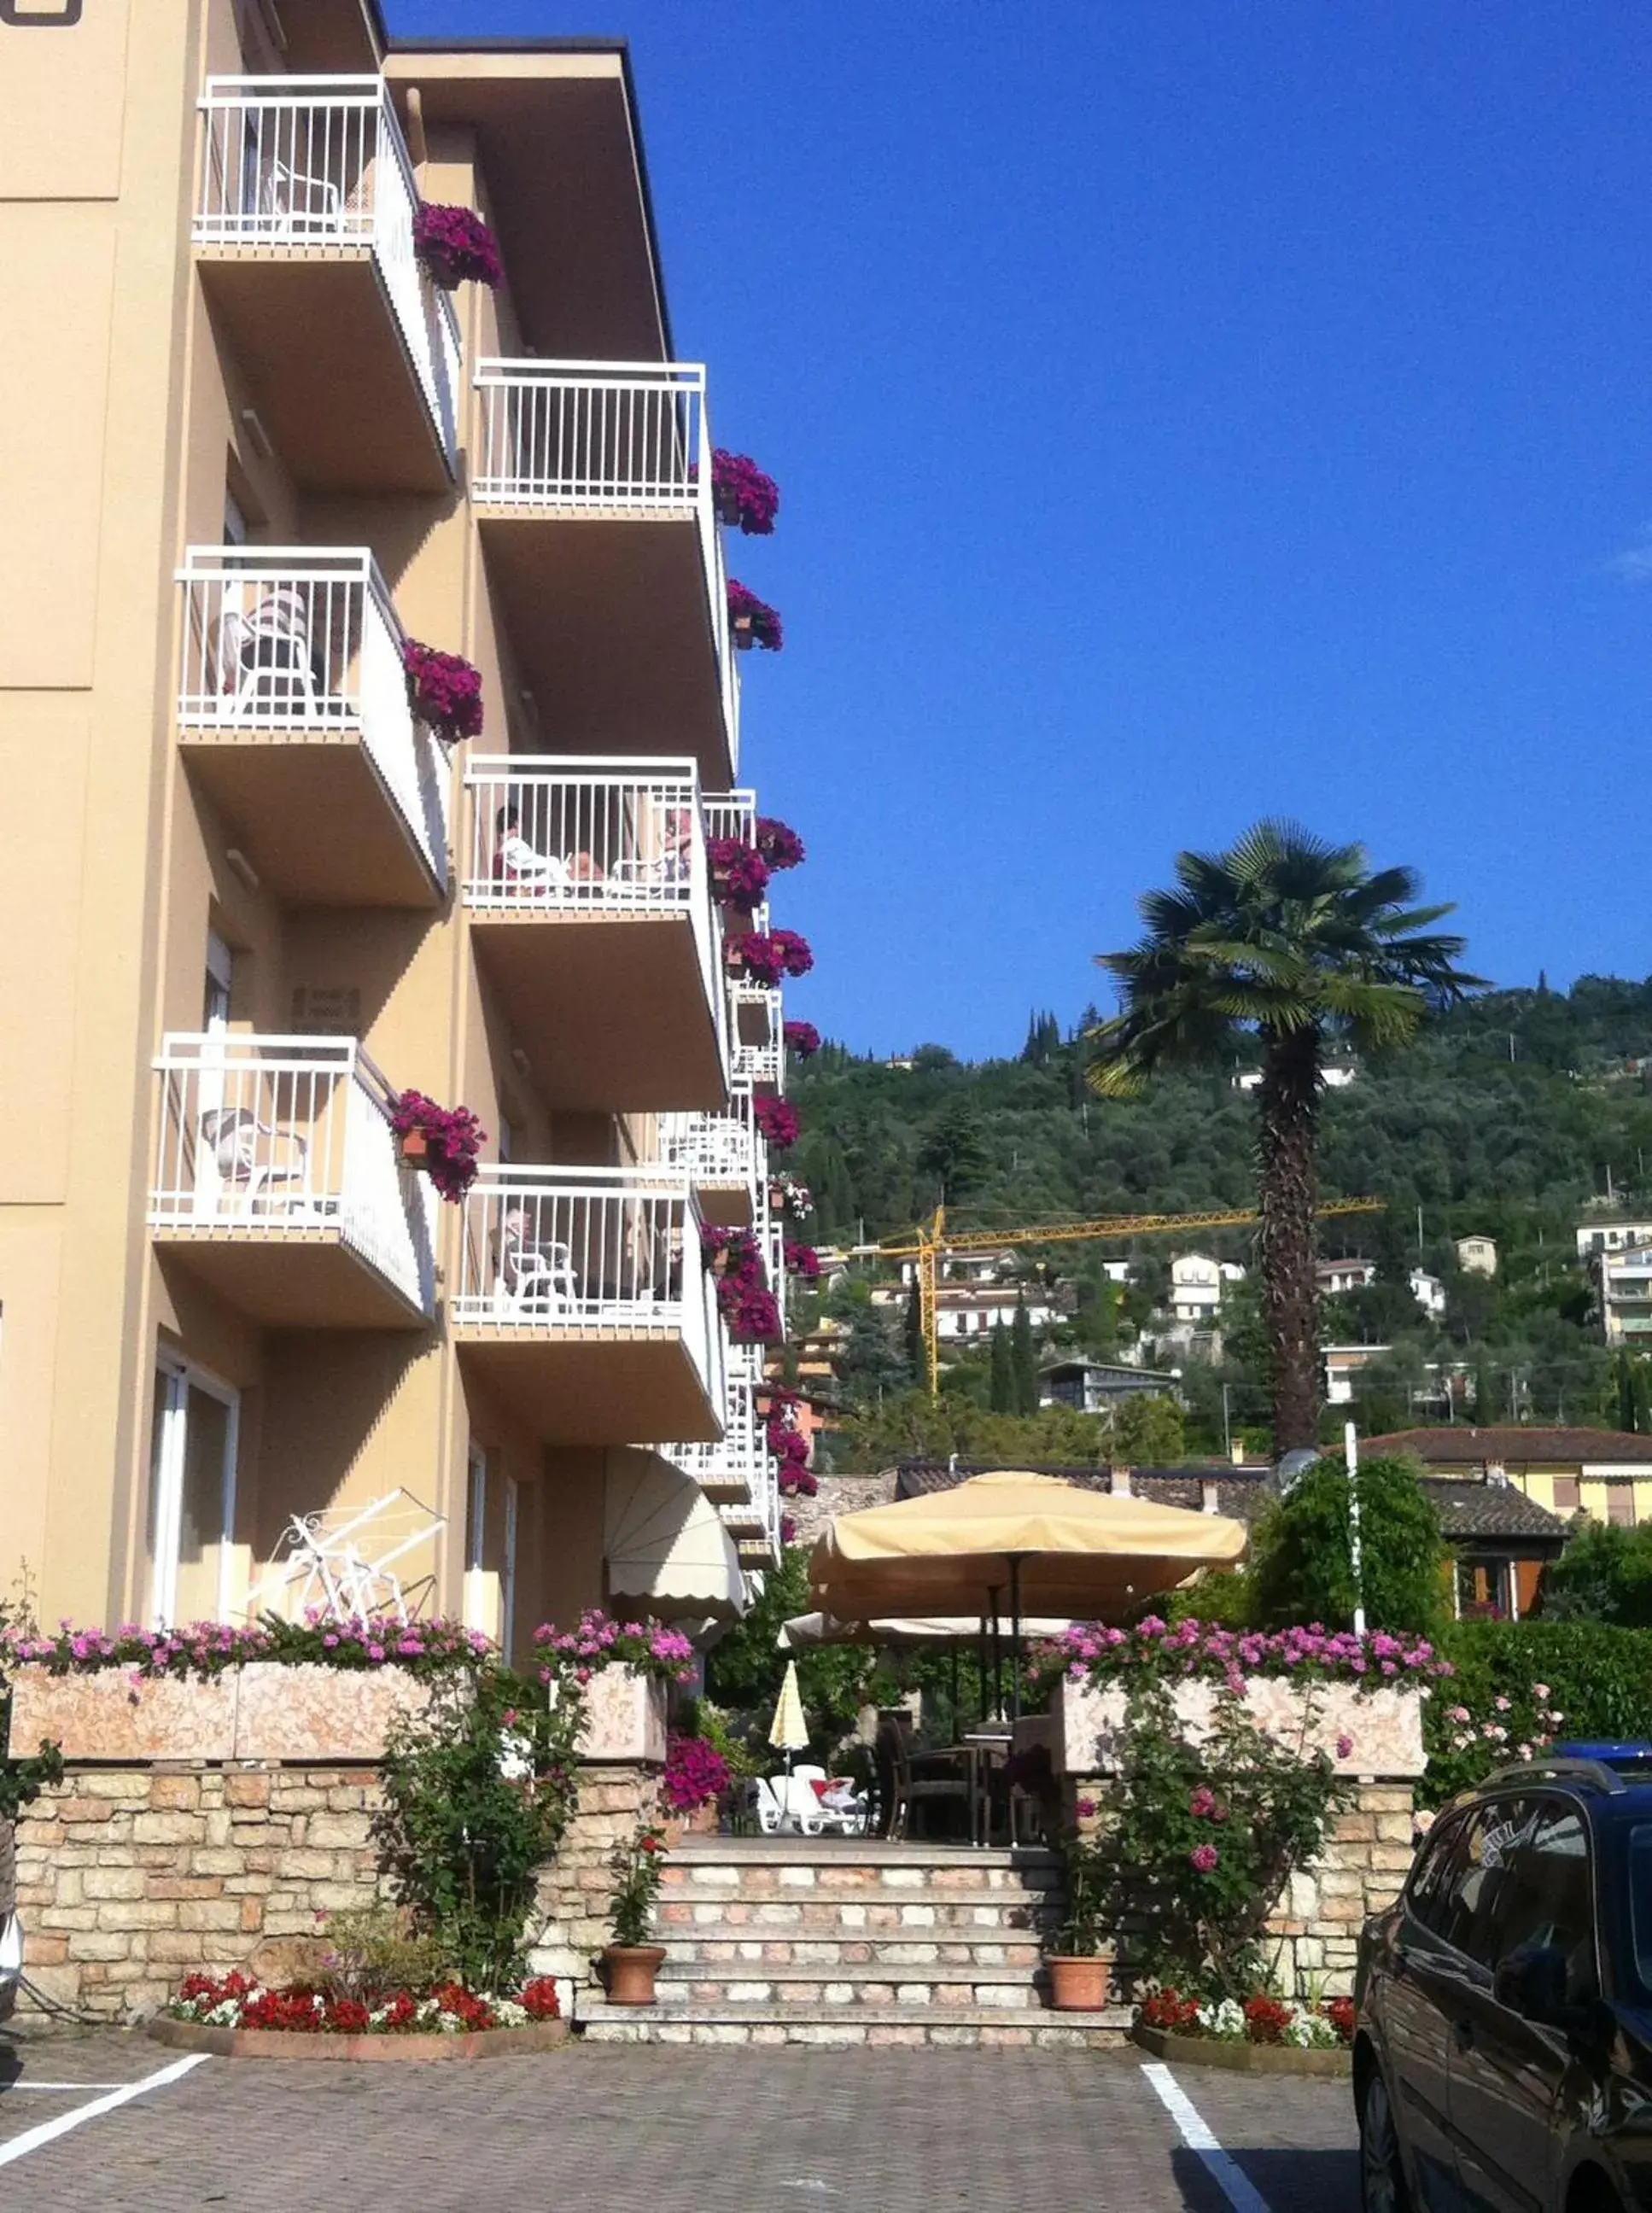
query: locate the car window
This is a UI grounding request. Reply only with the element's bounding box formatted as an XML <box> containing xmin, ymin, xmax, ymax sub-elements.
<box><xmin>1626</xmin><ymin>1825</ymin><xmax>1652</xmax><ymax>1996</ymax></box>
<box><xmin>1488</xmin><ymin>1801</ymin><xmax>1597</xmax><ymax>2005</ymax></box>
<box><xmin>1407</xmin><ymin>1813</ymin><xmax>1468</xmax><ymax>1934</ymax></box>
<box><xmin>1433</xmin><ymin>1802</ymin><xmax>1529</xmax><ymax>1965</ymax></box>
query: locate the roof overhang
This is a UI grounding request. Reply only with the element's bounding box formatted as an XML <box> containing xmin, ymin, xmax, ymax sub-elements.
<box><xmin>382</xmin><ymin>42</ymin><xmax>670</xmax><ymax>360</ymax></box>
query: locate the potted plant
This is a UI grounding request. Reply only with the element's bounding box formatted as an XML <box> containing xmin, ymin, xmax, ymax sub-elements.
<box><xmin>401</xmin><ymin>640</ymin><xmax>484</xmax><ymax>744</ymax></box>
<box><xmin>602</xmin><ymin>1820</ymin><xmax>668</xmax><ymax>2004</ymax></box>
<box><xmin>412</xmin><ymin>203</ymin><xmax>503</xmax><ymax>291</ymax></box>
<box><xmin>753</xmin><ymin>1095</ymin><xmax>801</xmax><ymax>1151</ymax></box>
<box><xmin>389</xmin><ymin>1091</ymin><xmax>486</xmax><ymax>1202</ymax></box>
<box><xmin>660</xmin><ymin>1733</ymin><xmax>732</xmax><ymax>1842</ymax></box>
<box><xmin>727</xmin><ymin>580</ymin><xmax>783</xmax><ymax>652</ymax></box>
<box><xmin>1046</xmin><ymin>1825</ymin><xmax>1112</xmax><ymax>2011</ymax></box>
<box><xmin>710</xmin><ymin>450</ymin><xmax>780</xmax><ymax>534</ymax></box>
<box><xmin>755</xmin><ymin>816</ymin><xmax>805</xmax><ymax>871</ymax></box>
<box><xmin>704</xmin><ymin>836</ymin><xmax>770</xmax><ymax>913</ymax></box>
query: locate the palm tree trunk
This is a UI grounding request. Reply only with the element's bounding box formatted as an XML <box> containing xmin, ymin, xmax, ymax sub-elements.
<box><xmin>1256</xmin><ymin>1027</ymin><xmax>1322</xmax><ymax>1454</ymax></box>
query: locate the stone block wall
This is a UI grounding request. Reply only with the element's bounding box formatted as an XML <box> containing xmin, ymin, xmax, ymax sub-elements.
<box><xmin>13</xmin><ymin>1755</ymin><xmax>659</xmax><ymax>2024</ymax></box>
<box><xmin>528</xmin><ymin>1760</ymin><xmax>659</xmax><ymax>1998</ymax></box>
<box><xmin>1067</xmin><ymin>1772</ymin><xmax>1416</xmax><ymax>2000</ymax></box>
<box><xmin>13</xmin><ymin>1763</ymin><xmax>388</xmax><ymax>2022</ymax></box>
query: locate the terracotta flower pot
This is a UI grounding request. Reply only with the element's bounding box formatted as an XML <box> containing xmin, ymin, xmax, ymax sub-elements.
<box><xmin>733</xmin><ymin>616</ymin><xmax>755</xmax><ymax>651</ymax></box>
<box><xmin>1047</xmin><ymin>1954</ymin><xmax>1112</xmax><ymax>2012</ymax></box>
<box><xmin>397</xmin><ymin>1130</ymin><xmax>430</xmax><ymax>1169</ymax></box>
<box><xmin>603</xmin><ymin>1945</ymin><xmax>666</xmax><ymax>2006</ymax></box>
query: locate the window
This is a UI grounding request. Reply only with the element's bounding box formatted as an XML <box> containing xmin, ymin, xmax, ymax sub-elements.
<box><xmin>1626</xmin><ymin>1827</ymin><xmax>1652</xmax><ymax>1996</ymax></box>
<box><xmin>1405</xmin><ymin>1812</ymin><xmax>1467</xmax><ymax>1929</ymax></box>
<box><xmin>1608</xmin><ymin>1487</ymin><xmax>1637</xmax><ymax>1528</ymax></box>
<box><xmin>1552</xmin><ymin>1477</ymin><xmax>1580</xmax><ymax>1513</ymax></box>
<box><xmin>146</xmin><ymin>1359</ymin><xmax>238</xmax><ymax>1625</ymax></box>
<box><xmin>1456</xmin><ymin>1557</ymin><xmax>1511</xmax><ymax>1619</ymax></box>
<box><xmin>1487</xmin><ymin>1801</ymin><xmax>1596</xmax><ymax>2006</ymax></box>
<box><xmin>1416</xmin><ymin>1802</ymin><xmax>1528</xmax><ymax>1965</ymax></box>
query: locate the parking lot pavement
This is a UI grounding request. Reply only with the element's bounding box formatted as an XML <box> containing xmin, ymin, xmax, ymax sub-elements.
<box><xmin>0</xmin><ymin>2029</ymin><xmax>1361</xmax><ymax>2213</ymax></box>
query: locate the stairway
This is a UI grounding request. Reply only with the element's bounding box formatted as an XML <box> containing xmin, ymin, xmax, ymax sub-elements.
<box><xmin>578</xmin><ymin>1837</ymin><xmax>1130</xmax><ymax>2047</ymax></box>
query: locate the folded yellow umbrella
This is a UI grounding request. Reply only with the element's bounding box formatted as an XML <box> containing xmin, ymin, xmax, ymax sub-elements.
<box><xmin>768</xmin><ymin>1657</ymin><xmax>810</xmax><ymax>1758</ymax></box>
<box><xmin>808</xmin><ymin>1469</ymin><xmax>1247</xmax><ymax>1624</ymax></box>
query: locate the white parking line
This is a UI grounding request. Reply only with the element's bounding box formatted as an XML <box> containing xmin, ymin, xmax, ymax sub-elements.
<box><xmin>3</xmin><ymin>2082</ymin><xmax>135</xmax><ymax>2093</ymax></box>
<box><xmin>1140</xmin><ymin>2061</ymin><xmax>1274</xmax><ymax>2213</ymax></box>
<box><xmin>0</xmin><ymin>2053</ymin><xmax>209</xmax><ymax>2167</ymax></box>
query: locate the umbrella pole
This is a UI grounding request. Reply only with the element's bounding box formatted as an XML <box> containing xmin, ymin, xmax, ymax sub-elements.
<box><xmin>1008</xmin><ymin>1556</ymin><xmax>1024</xmax><ymax>1723</ymax></box>
<box><xmin>950</xmin><ymin>1648</ymin><xmax>960</xmax><ymax>1740</ymax></box>
<box><xmin>988</xmin><ymin>1587</ymin><xmax>1002</xmax><ymax>1722</ymax></box>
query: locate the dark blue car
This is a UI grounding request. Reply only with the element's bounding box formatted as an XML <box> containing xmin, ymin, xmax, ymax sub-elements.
<box><xmin>1354</xmin><ymin>1746</ymin><xmax>1652</xmax><ymax>2213</ymax></box>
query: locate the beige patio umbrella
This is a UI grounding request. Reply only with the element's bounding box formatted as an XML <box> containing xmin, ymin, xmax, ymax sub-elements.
<box><xmin>768</xmin><ymin>1656</ymin><xmax>810</xmax><ymax>1775</ymax></box>
<box><xmin>808</xmin><ymin>1470</ymin><xmax>1247</xmax><ymax>1715</ymax></box>
<box><xmin>778</xmin><ymin>1611</ymin><xmax>1072</xmax><ymax>1650</ymax></box>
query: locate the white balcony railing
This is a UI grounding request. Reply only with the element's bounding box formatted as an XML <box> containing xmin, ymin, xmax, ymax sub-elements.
<box><xmin>702</xmin><ymin>789</ymin><xmax>756</xmax><ymax>847</ymax></box>
<box><xmin>729</xmin><ymin>981</ymin><xmax>783</xmax><ymax>1043</ymax></box>
<box><xmin>660</xmin><ymin>1088</ymin><xmax>762</xmax><ymax>1194</ymax></box>
<box><xmin>177</xmin><ymin>546</ymin><xmax>449</xmax><ymax>890</ymax></box>
<box><xmin>150</xmin><ymin>1035</ymin><xmax>436</xmax><ymax>1317</ymax></box>
<box><xmin>472</xmin><ymin>359</ymin><xmax>739</xmax><ymax>774</ymax></box>
<box><xmin>671</xmin><ymin>1374</ymin><xmax>768</xmax><ymax>1504</ymax></box>
<box><xmin>195</xmin><ymin>76</ymin><xmax>460</xmax><ymax>467</ymax></box>
<box><xmin>453</xmin><ymin>1165</ymin><xmax>726</xmax><ymax>1413</ymax></box>
<box><xmin>732</xmin><ymin>1026</ymin><xmax>784</xmax><ymax>1091</ymax></box>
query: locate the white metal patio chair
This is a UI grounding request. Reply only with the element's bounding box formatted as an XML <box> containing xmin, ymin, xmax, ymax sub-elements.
<box><xmin>262</xmin><ymin>155</ymin><xmax>343</xmax><ymax>240</ymax></box>
<box><xmin>198</xmin><ymin>1106</ymin><xmax>313</xmax><ymax>1217</ymax></box>
<box><xmin>222</xmin><ymin>584</ymin><xmax>322</xmax><ymax>721</ymax></box>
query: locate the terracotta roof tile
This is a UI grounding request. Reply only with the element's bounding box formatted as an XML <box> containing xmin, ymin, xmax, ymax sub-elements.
<box><xmin>1363</xmin><ymin>1427</ymin><xmax>1652</xmax><ymax>1467</ymax></box>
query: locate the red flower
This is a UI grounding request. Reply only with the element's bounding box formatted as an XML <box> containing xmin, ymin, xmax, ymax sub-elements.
<box><xmin>710</xmin><ymin>450</ymin><xmax>780</xmax><ymax>534</ymax></box>
<box><xmin>755</xmin><ymin>817</ymin><xmax>805</xmax><ymax>871</ymax></box>
<box><xmin>520</xmin><ymin>1977</ymin><xmax>562</xmax><ymax>2022</ymax></box>
<box><xmin>412</xmin><ymin>202</ymin><xmax>503</xmax><ymax>288</ymax></box>
<box><xmin>402</xmin><ymin>639</ymin><xmax>484</xmax><ymax>742</ymax></box>
<box><xmin>727</xmin><ymin>579</ymin><xmax>784</xmax><ymax>651</ymax></box>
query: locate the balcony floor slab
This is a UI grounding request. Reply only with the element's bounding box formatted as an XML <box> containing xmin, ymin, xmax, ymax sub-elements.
<box><xmin>455</xmin><ymin>1333</ymin><xmax>722</xmax><ymax>1445</ymax></box>
<box><xmin>477</xmin><ymin>514</ymin><xmax>731</xmax><ymax>789</ymax></box>
<box><xmin>154</xmin><ymin>1230</ymin><xmax>431</xmax><ymax>1330</ymax></box>
<box><xmin>470</xmin><ymin>911</ymin><xmax>724</xmax><ymax>1112</ymax></box>
<box><xmin>180</xmin><ymin>733</ymin><xmax>444</xmax><ymax>908</ymax></box>
<box><xmin>198</xmin><ymin>252</ymin><xmax>452</xmax><ymax>494</ymax></box>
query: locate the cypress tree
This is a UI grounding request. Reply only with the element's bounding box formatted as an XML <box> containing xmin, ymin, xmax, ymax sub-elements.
<box><xmin>1012</xmin><ymin>1296</ymin><xmax>1039</xmax><ymax>1416</ymax></box>
<box><xmin>903</xmin><ymin>1278</ymin><xmax>925</xmax><ymax>1381</ymax></box>
<box><xmin>989</xmin><ymin>1321</ymin><xmax>1014</xmax><ymax>1412</ymax></box>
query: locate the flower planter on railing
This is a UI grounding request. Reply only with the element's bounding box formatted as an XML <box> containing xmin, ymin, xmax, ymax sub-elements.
<box><xmin>412</xmin><ymin>202</ymin><xmax>503</xmax><ymax>291</ymax></box>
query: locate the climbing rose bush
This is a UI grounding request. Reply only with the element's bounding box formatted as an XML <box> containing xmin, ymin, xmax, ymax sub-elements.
<box><xmin>412</xmin><ymin>202</ymin><xmax>503</xmax><ymax>288</ymax></box>
<box><xmin>402</xmin><ymin>641</ymin><xmax>484</xmax><ymax>742</ymax></box>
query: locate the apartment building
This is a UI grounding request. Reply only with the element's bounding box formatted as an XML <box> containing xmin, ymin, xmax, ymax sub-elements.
<box><xmin>0</xmin><ymin>3</ymin><xmax>791</xmax><ymax>1650</ymax></box>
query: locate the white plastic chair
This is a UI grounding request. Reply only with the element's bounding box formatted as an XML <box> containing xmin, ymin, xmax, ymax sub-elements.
<box><xmin>199</xmin><ymin>1106</ymin><xmax>312</xmax><ymax>1216</ymax></box>
<box><xmin>221</xmin><ymin>586</ymin><xmax>321</xmax><ymax>721</ymax></box>
<box><xmin>794</xmin><ymin>1764</ymin><xmax>868</xmax><ymax>1836</ymax></box>
<box><xmin>263</xmin><ymin>156</ymin><xmax>343</xmax><ymax>238</ymax></box>
<box><xmin>751</xmin><ymin>1776</ymin><xmax>786</xmax><ymax>1835</ymax></box>
<box><xmin>496</xmin><ymin>1218</ymin><xmax>578</xmax><ymax>1317</ymax></box>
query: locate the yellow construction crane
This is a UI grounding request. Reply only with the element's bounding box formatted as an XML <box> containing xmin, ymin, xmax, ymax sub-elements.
<box><xmin>865</xmin><ymin>1201</ymin><xmax>1384</xmax><ymax>1398</ymax></box>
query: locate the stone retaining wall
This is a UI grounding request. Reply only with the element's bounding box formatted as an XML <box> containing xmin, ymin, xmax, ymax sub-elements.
<box><xmin>528</xmin><ymin>1761</ymin><xmax>659</xmax><ymax>1995</ymax></box>
<box><xmin>14</xmin><ymin>1755</ymin><xmax>661</xmax><ymax>2024</ymax></box>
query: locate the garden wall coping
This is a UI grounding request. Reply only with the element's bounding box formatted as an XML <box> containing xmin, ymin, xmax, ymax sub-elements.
<box><xmin>1050</xmin><ymin>1676</ymin><xmax>1425</xmax><ymax>1780</ymax></box>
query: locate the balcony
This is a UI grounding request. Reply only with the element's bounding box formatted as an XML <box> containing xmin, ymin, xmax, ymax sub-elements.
<box><xmin>471</xmin><ymin>360</ymin><xmax>739</xmax><ymax>785</ymax></box>
<box><xmin>730</xmin><ymin>981</ymin><xmax>782</xmax><ymax>1052</ymax></box>
<box><xmin>701</xmin><ymin>788</ymin><xmax>756</xmax><ymax>846</ymax></box>
<box><xmin>669</xmin><ymin>1375</ymin><xmax>768</xmax><ymax>1505</ymax></box>
<box><xmin>463</xmin><ymin>758</ymin><xmax>727</xmax><ymax>1111</ymax></box>
<box><xmin>177</xmin><ymin>548</ymin><xmax>448</xmax><ymax>906</ymax></box>
<box><xmin>659</xmin><ymin>1088</ymin><xmax>763</xmax><ymax>1227</ymax></box>
<box><xmin>452</xmin><ymin>1166</ymin><xmax>725</xmax><ymax>1445</ymax></box>
<box><xmin>721</xmin><ymin>1446</ymin><xmax>782</xmax><ymax>1573</ymax></box>
<box><xmin>149</xmin><ymin>1036</ymin><xmax>436</xmax><ymax>1328</ymax></box>
<box><xmin>194</xmin><ymin>77</ymin><xmax>460</xmax><ymax>491</ymax></box>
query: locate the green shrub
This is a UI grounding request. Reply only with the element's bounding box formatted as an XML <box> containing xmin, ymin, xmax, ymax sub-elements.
<box><xmin>1421</xmin><ymin>1619</ymin><xmax>1652</xmax><ymax>1804</ymax></box>
<box><xmin>1248</xmin><ymin>1456</ymin><xmax>1446</xmax><ymax>1636</ymax></box>
<box><xmin>1540</xmin><ymin>1521</ymin><xmax>1652</xmax><ymax>1626</ymax></box>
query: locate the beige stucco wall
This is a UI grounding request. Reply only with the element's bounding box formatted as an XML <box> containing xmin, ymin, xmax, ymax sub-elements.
<box><xmin>0</xmin><ymin>6</ymin><xmax>718</xmax><ymax>1638</ymax></box>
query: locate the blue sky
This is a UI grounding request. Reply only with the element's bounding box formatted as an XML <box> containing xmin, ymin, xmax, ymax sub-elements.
<box><xmin>390</xmin><ymin>1</ymin><xmax>1652</xmax><ymax>1060</ymax></box>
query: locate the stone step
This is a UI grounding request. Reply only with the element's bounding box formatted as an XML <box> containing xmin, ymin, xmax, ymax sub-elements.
<box><xmin>661</xmin><ymin>1893</ymin><xmax>1057</xmax><ymax>1936</ymax></box>
<box><xmin>655</xmin><ymin>1961</ymin><xmax>1048</xmax><ymax>2009</ymax></box>
<box><xmin>578</xmin><ymin>1998</ymin><xmax>1131</xmax><ymax>2048</ymax></box>
<box><xmin>668</xmin><ymin>1839</ymin><xmax>1056</xmax><ymax>1867</ymax></box>
<box><xmin>663</xmin><ymin>1866</ymin><xmax>1061</xmax><ymax>1902</ymax></box>
<box><xmin>663</xmin><ymin>1934</ymin><xmax>1045</xmax><ymax>1970</ymax></box>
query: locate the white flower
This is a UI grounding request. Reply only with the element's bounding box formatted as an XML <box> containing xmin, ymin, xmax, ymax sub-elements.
<box><xmin>493</xmin><ymin>1999</ymin><xmax>528</xmax><ymax>2027</ymax></box>
<box><xmin>1282</xmin><ymin>2011</ymin><xmax>1339</xmax><ymax>2048</ymax></box>
<box><xmin>1196</xmin><ymin>1997</ymin><xmax>1246</xmax><ymax>2040</ymax></box>
<box><xmin>436</xmin><ymin>2010</ymin><xmax>464</xmax><ymax>2033</ymax></box>
<box><xmin>204</xmin><ymin>1999</ymin><xmax>241</xmax><ymax>2027</ymax></box>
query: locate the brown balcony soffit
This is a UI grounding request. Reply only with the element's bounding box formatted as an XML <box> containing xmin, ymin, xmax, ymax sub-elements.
<box><xmin>154</xmin><ymin>1236</ymin><xmax>430</xmax><ymax>1333</ymax></box>
<box><xmin>381</xmin><ymin>41</ymin><xmax>670</xmax><ymax>362</ymax></box>
<box><xmin>456</xmin><ymin>1334</ymin><xmax>721</xmax><ymax>1447</ymax></box>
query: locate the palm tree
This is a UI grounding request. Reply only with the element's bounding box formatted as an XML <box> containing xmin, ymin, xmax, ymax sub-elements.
<box><xmin>1086</xmin><ymin>821</ymin><xmax>1481</xmax><ymax>1453</ymax></box>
